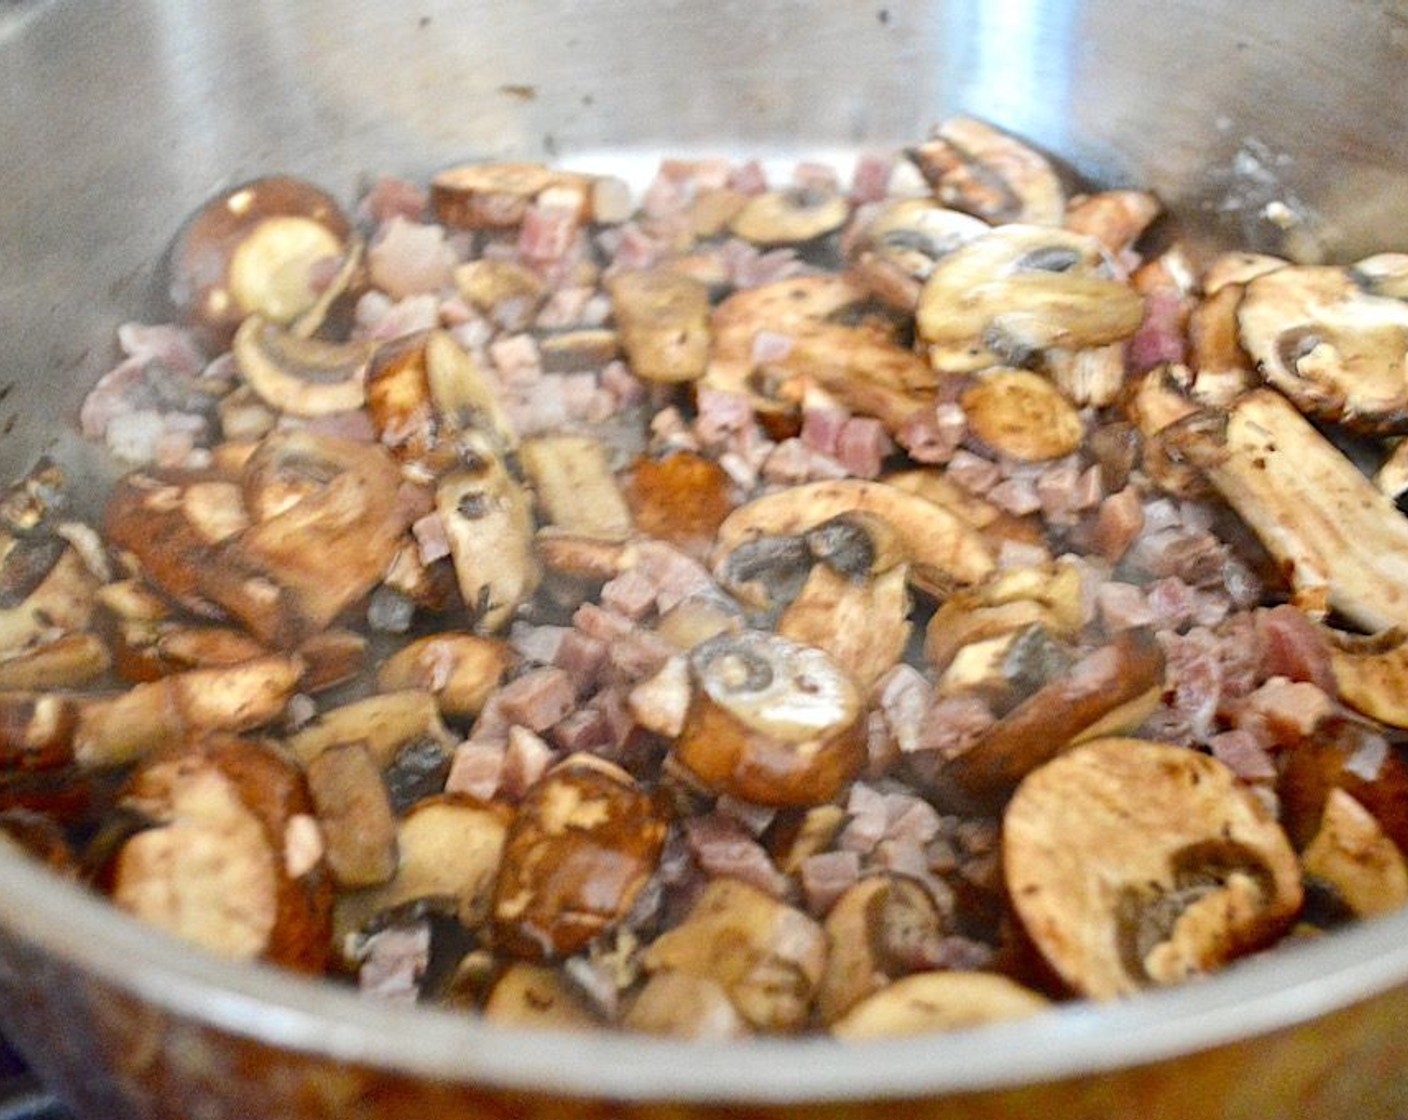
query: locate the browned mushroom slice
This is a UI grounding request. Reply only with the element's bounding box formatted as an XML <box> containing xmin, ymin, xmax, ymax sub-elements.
<box><xmin>1004</xmin><ymin>737</ymin><xmax>1303</xmax><ymax>999</ymax></box>
<box><xmin>1351</xmin><ymin>252</ymin><xmax>1408</xmax><ymax>300</ymax></box>
<box><xmin>917</xmin><ymin>225</ymin><xmax>1144</xmax><ymax>374</ymax></box>
<box><xmin>759</xmin><ymin>321</ymin><xmax>939</xmax><ymax>436</ymax></box>
<box><xmin>375</xmin><ymin>632</ymin><xmax>514</xmax><ymax>719</ymax></box>
<box><xmin>1277</xmin><ymin>718</ymin><xmax>1408</xmax><ymax>857</ymax></box>
<box><xmin>882</xmin><ymin>468</ymin><xmax>1004</xmax><ymax>532</ymax></box>
<box><xmin>168</xmin><ymin>177</ymin><xmax>352</xmax><ymax>341</ymax></box>
<box><xmin>436</xmin><ymin>456</ymin><xmax>540</xmax><ymax>635</ymax></box>
<box><xmin>0</xmin><ymin>633</ymin><xmax>110</xmax><ymax>691</ymax></box>
<box><xmin>935</xmin><ymin>623</ymin><xmax>1073</xmax><ymax>717</ymax></box>
<box><xmin>1045</xmin><ymin>343</ymin><xmax>1128</xmax><ymax>409</ymax></box>
<box><xmin>621</xmin><ymin>451</ymin><xmax>735</xmax><ymax>558</ymax></box>
<box><xmin>1301</xmin><ymin>788</ymin><xmax>1408</xmax><ymax>918</ymax></box>
<box><xmin>909</xmin><ymin>117</ymin><xmax>1065</xmax><ymax>227</ymax></box>
<box><xmin>623</xmin><ymin>970</ymin><xmax>748</xmax><ymax>1039</ymax></box>
<box><xmin>492</xmin><ymin>755</ymin><xmax>667</xmax><ymax>960</ymax></box>
<box><xmin>201</xmin><ymin>430</ymin><xmax>409</xmax><ymax>647</ymax></box>
<box><xmin>1125</xmin><ymin>365</ymin><xmax>1212</xmax><ymax>501</ymax></box>
<box><xmin>519</xmin><ymin>435</ymin><xmax>633</xmax><ymax>541</ymax></box>
<box><xmin>537</xmin><ymin>327</ymin><xmax>622</xmax><ymax>372</ymax></box>
<box><xmin>641</xmin><ymin>877</ymin><xmax>827</xmax><ymax>1033</ymax></box>
<box><xmin>1327</xmin><ymin>628</ymin><xmax>1408</xmax><ymax>729</ymax></box>
<box><xmin>431</xmin><ymin>162</ymin><xmax>605</xmax><ymax>230</ymax></box>
<box><xmin>960</xmin><ymin>368</ymin><xmax>1084</xmax><ymax>461</ymax></box>
<box><xmin>424</xmin><ymin>330</ymin><xmax>520</xmax><ymax>458</ymax></box>
<box><xmin>72</xmin><ymin>654</ymin><xmax>305</xmax><ymax>769</ymax></box>
<box><xmin>333</xmin><ymin>795</ymin><xmax>511</xmax><ymax>945</ymax></box>
<box><xmin>703</xmin><ymin>274</ymin><xmax>868</xmax><ymax>418</ymax></box>
<box><xmin>232</xmin><ymin>315</ymin><xmax>374</xmax><ymax>417</ymax></box>
<box><xmin>816</xmin><ymin>874</ymin><xmax>951</xmax><ymax>1024</ymax></box>
<box><xmin>304</xmin><ymin>740</ymin><xmax>398</xmax><ymax>889</ymax></box>
<box><xmin>713</xmin><ymin>478</ymin><xmax>994</xmax><ymax>599</ymax></box>
<box><xmin>855</xmin><ymin>199</ymin><xmax>989</xmax><ymax>282</ymax></box>
<box><xmin>1237</xmin><ymin>265</ymin><xmax>1408</xmax><ymax>432</ymax></box>
<box><xmin>606</xmin><ymin>269</ymin><xmax>711</xmax><ymax>384</ymax></box>
<box><xmin>1062</xmin><ymin>190</ymin><xmax>1162</xmax><ymax>256</ymax></box>
<box><xmin>1202</xmin><ymin>252</ymin><xmax>1288</xmax><ymax>295</ymax></box>
<box><xmin>364</xmin><ymin>331</ymin><xmax>438</xmax><ymax>468</ymax></box>
<box><xmin>0</xmin><ymin>808</ymin><xmax>76</xmax><ymax>874</ymax></box>
<box><xmin>728</xmin><ymin>187</ymin><xmax>851</xmax><ymax>245</ymax></box>
<box><xmin>1186</xmin><ymin>284</ymin><xmax>1258</xmax><ymax>403</ymax></box>
<box><xmin>295</xmin><ymin>629</ymin><xmax>367</xmax><ymax>693</ymax></box>
<box><xmin>672</xmin><ymin>630</ymin><xmax>864</xmax><ymax>807</ymax></box>
<box><xmin>483</xmin><ymin>963</ymin><xmax>600</xmax><ymax>1029</ymax></box>
<box><xmin>1167</xmin><ymin>388</ymin><xmax>1408</xmax><ymax>631</ymax></box>
<box><xmin>0</xmin><ymin>692</ymin><xmax>77</xmax><ymax>773</ymax></box>
<box><xmin>112</xmin><ymin>736</ymin><xmax>334</xmax><ymax>971</ymax></box>
<box><xmin>934</xmin><ymin>627</ymin><xmax>1165</xmax><ymax>809</ymax></box>
<box><xmin>831</xmin><ymin>971</ymin><xmax>1051</xmax><ymax>1039</ymax></box>
<box><xmin>286</xmin><ymin>690</ymin><xmax>455</xmax><ymax>770</ymax></box>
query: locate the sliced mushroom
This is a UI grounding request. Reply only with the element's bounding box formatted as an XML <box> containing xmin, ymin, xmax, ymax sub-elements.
<box><xmin>916</xmin><ymin>225</ymin><xmax>1144</xmax><ymax>374</ymax></box>
<box><xmin>776</xmin><ymin>557</ymin><xmax>910</xmax><ymax>695</ymax></box>
<box><xmin>112</xmin><ymin>736</ymin><xmax>334</xmax><ymax>971</ymax></box>
<box><xmin>622</xmin><ymin>452</ymin><xmax>735</xmax><ymax>558</ymax></box>
<box><xmin>431</xmin><ymin>163</ymin><xmax>605</xmax><ymax>229</ymax></box>
<box><xmin>285</xmin><ymin>690</ymin><xmax>455</xmax><ymax>770</ymax></box>
<box><xmin>728</xmin><ymin>187</ymin><xmax>850</xmax><ymax>245</ymax></box>
<box><xmin>1237</xmin><ymin>265</ymin><xmax>1408</xmax><ymax>432</ymax></box>
<box><xmin>168</xmin><ymin>177</ymin><xmax>352</xmax><ymax>341</ymax></box>
<box><xmin>622</xmin><ymin>969</ymin><xmax>748</xmax><ymax>1039</ymax></box>
<box><xmin>0</xmin><ymin>632</ymin><xmax>110</xmax><ymax>691</ymax></box>
<box><xmin>1301</xmin><ymin>788</ymin><xmax>1408</xmax><ymax>919</ymax></box>
<box><xmin>1166</xmin><ymin>388</ymin><xmax>1408</xmax><ymax>630</ymax></box>
<box><xmin>232</xmin><ymin>315</ymin><xmax>374</xmax><ymax>417</ymax></box>
<box><xmin>935</xmin><ymin>623</ymin><xmax>1073</xmax><ymax>716</ymax></box>
<box><xmin>333</xmin><ymin>794</ymin><xmax>511</xmax><ymax>943</ymax></box>
<box><xmin>815</xmin><ymin>874</ymin><xmax>951</xmax><ymax>1024</ymax></box>
<box><xmin>436</xmin><ymin>456</ymin><xmax>541</xmax><ymax>635</ymax></box>
<box><xmin>1062</xmin><ymin>190</ymin><xmax>1162</xmax><ymax>256</ymax></box>
<box><xmin>640</xmin><ymin>877</ymin><xmax>827</xmax><ymax>1032</ymax></box>
<box><xmin>537</xmin><ymin>327</ymin><xmax>622</xmax><ymax>372</ymax></box>
<box><xmin>855</xmin><ymin>199</ymin><xmax>989</xmax><ymax>282</ymax></box>
<box><xmin>375</xmin><ymin>632</ymin><xmax>514</xmax><ymax>719</ymax></box>
<box><xmin>304</xmin><ymin>740</ymin><xmax>399</xmax><ymax>889</ymax></box>
<box><xmin>482</xmin><ymin>963</ymin><xmax>599</xmax><ymax>1029</ymax></box>
<box><xmin>492</xmin><ymin>754</ymin><xmax>667</xmax><ymax>960</ymax></box>
<box><xmin>0</xmin><ymin>693</ymin><xmax>77</xmax><ymax>773</ymax></box>
<box><xmin>672</xmin><ymin>630</ymin><xmax>864</xmax><ymax>807</ymax></box>
<box><xmin>1351</xmin><ymin>252</ymin><xmax>1408</xmax><ymax>300</ymax></box>
<box><xmin>1125</xmin><ymin>366</ymin><xmax>1212</xmax><ymax>500</ymax></box>
<box><xmin>72</xmin><ymin>654</ymin><xmax>305</xmax><ymax>769</ymax></box>
<box><xmin>1045</xmin><ymin>343</ymin><xmax>1128</xmax><ymax>409</ymax></box>
<box><xmin>1004</xmin><ymin>737</ymin><xmax>1303</xmax><ymax>999</ymax></box>
<box><xmin>1202</xmin><ymin>252</ymin><xmax>1288</xmax><ymax>296</ymax></box>
<box><xmin>909</xmin><ymin>117</ymin><xmax>1064</xmax><ymax>227</ymax></box>
<box><xmin>1327</xmin><ymin>627</ymin><xmax>1408</xmax><ymax>729</ymax></box>
<box><xmin>960</xmin><ymin>368</ymin><xmax>1084</xmax><ymax>461</ymax></box>
<box><xmin>932</xmin><ymin>627</ymin><xmax>1165</xmax><ymax>809</ymax></box>
<box><xmin>201</xmin><ymin>431</ymin><xmax>410</xmax><ymax>647</ymax></box>
<box><xmin>425</xmin><ymin>330</ymin><xmax>520</xmax><ymax>460</ymax></box>
<box><xmin>831</xmin><ymin>971</ymin><xmax>1050</xmax><ymax>1039</ymax></box>
<box><xmin>0</xmin><ymin>546</ymin><xmax>101</xmax><ymax>658</ymax></box>
<box><xmin>519</xmin><ymin>435</ymin><xmax>633</xmax><ymax>541</ymax></box>
<box><xmin>713</xmin><ymin>478</ymin><xmax>994</xmax><ymax>600</ymax></box>
<box><xmin>1186</xmin><ymin>284</ymin><xmax>1258</xmax><ymax>403</ymax></box>
<box><xmin>606</xmin><ymin>269</ymin><xmax>711</xmax><ymax>384</ymax></box>
<box><xmin>454</xmin><ymin>258</ymin><xmax>548</xmax><ymax>327</ymax></box>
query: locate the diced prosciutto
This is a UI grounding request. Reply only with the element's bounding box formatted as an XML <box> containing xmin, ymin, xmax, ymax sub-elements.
<box><xmin>117</xmin><ymin>322</ymin><xmax>206</xmax><ymax>377</ymax></box>
<box><xmin>446</xmin><ymin>739</ymin><xmax>506</xmax><ymax>800</ymax></box>
<box><xmin>606</xmin><ymin>222</ymin><xmax>662</xmax><ymax>272</ymax></box>
<box><xmin>834</xmin><ymin>417</ymin><xmax>893</xmax><ymax>479</ymax></box>
<box><xmin>519</xmin><ymin>200</ymin><xmax>582</xmax><ymax>263</ymax></box>
<box><xmin>553</xmin><ymin>628</ymin><xmax>609</xmax><ymax>696</ymax></box>
<box><xmin>693</xmin><ymin>387</ymin><xmax>755</xmax><ymax>446</ymax></box>
<box><xmin>357</xmin><ymin>922</ymin><xmax>431</xmax><ymax>1004</ymax></box>
<box><xmin>501</xmin><ymin>726</ymin><xmax>556</xmax><ymax>798</ymax></box>
<box><xmin>548</xmin><ymin>705</ymin><xmax>614</xmax><ymax>757</ymax></box>
<box><xmin>496</xmin><ymin>666</ymin><xmax>576</xmax><ymax>732</ymax></box>
<box><xmin>573</xmin><ymin>602</ymin><xmax>636</xmax><ymax>645</ymax></box>
<box><xmin>1255</xmin><ymin>604</ymin><xmax>1335</xmax><ymax>693</ymax></box>
<box><xmin>910</xmin><ymin>695</ymin><xmax>996</xmax><ymax>762</ymax></box>
<box><xmin>489</xmin><ymin>333</ymin><xmax>542</xmax><ymax>386</ymax></box>
<box><xmin>800</xmin><ymin>850</ymin><xmax>862</xmax><ymax>917</ymax></box>
<box><xmin>761</xmin><ymin>439</ymin><xmax>848</xmax><ymax>485</ymax></box>
<box><xmin>947</xmin><ymin>449</ymin><xmax>1001</xmax><ymax>494</ymax></box>
<box><xmin>509</xmin><ymin>622</ymin><xmax>571</xmax><ymax>667</ymax></box>
<box><xmin>837</xmin><ymin>782</ymin><xmax>889</xmax><ymax>854</ymax></box>
<box><xmin>729</xmin><ymin>160</ymin><xmax>769</xmax><ymax>195</ymax></box>
<box><xmin>1208</xmin><ymin>728</ymin><xmax>1277</xmax><ymax>782</ymax></box>
<box><xmin>1240</xmin><ymin>677</ymin><xmax>1335</xmax><ymax>745</ymax></box>
<box><xmin>898</xmin><ymin>403</ymin><xmax>965</xmax><ymax>464</ymax></box>
<box><xmin>851</xmin><ymin>152</ymin><xmax>896</xmax><ymax>205</ymax></box>
<box><xmin>354</xmin><ymin>291</ymin><xmax>440</xmax><ymax>341</ymax></box>
<box><xmin>874</xmin><ymin>664</ymin><xmax>934</xmax><ymax>756</ymax></box>
<box><xmin>412</xmin><ymin>512</ymin><xmax>452</xmax><ymax>565</ymax></box>
<box><xmin>1094</xmin><ymin>486</ymin><xmax>1145</xmax><ymax>563</ymax></box>
<box><xmin>684</xmin><ymin>814</ymin><xmax>790</xmax><ymax>899</ymax></box>
<box><xmin>601</xmin><ymin>566</ymin><xmax>660</xmax><ymax>620</ymax></box>
<box><xmin>1126</xmin><ymin>286</ymin><xmax>1188</xmax><ymax>375</ymax></box>
<box><xmin>629</xmin><ymin>541</ymin><xmax>723</xmax><ymax>614</ymax></box>
<box><xmin>987</xmin><ymin>476</ymin><xmax>1042</xmax><ymax>517</ymax></box>
<box><xmin>369</xmin><ymin>216</ymin><xmax>457</xmax><ymax>299</ymax></box>
<box><xmin>1097</xmin><ymin>581</ymin><xmax>1154</xmax><ymax>633</ymax></box>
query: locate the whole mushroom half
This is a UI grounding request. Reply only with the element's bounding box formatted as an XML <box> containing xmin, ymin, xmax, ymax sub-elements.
<box><xmin>1003</xmin><ymin>738</ymin><xmax>1303</xmax><ymax>999</ymax></box>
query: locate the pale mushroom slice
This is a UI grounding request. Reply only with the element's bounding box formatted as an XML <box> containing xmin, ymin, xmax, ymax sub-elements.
<box><xmin>916</xmin><ymin>225</ymin><xmax>1145</xmax><ymax>374</ymax></box>
<box><xmin>1062</xmin><ymin>190</ymin><xmax>1162</xmax><ymax>256</ymax></box>
<box><xmin>857</xmin><ymin>199</ymin><xmax>990</xmax><ymax>282</ymax></box>
<box><xmin>623</xmin><ymin>970</ymin><xmax>749</xmax><ymax>1040</ymax></box>
<box><xmin>640</xmin><ymin>878</ymin><xmax>828</xmax><ymax>1033</ymax></box>
<box><xmin>1004</xmin><ymin>737</ymin><xmax>1303</xmax><ymax>999</ymax></box>
<box><xmin>519</xmin><ymin>434</ymin><xmax>633</xmax><ymax>541</ymax></box>
<box><xmin>482</xmin><ymin>963</ymin><xmax>600</xmax><ymax>1030</ymax></box>
<box><xmin>672</xmin><ymin>630</ymin><xmax>864</xmax><ymax>807</ymax></box>
<box><xmin>909</xmin><ymin>117</ymin><xmax>1065</xmax><ymax>227</ymax></box>
<box><xmin>831</xmin><ymin>972</ymin><xmax>1051</xmax><ymax>1039</ymax></box>
<box><xmin>375</xmin><ymin>632</ymin><xmax>514</xmax><ymax>719</ymax></box>
<box><xmin>713</xmin><ymin>478</ymin><xmax>995</xmax><ymax>600</ymax></box>
<box><xmin>1327</xmin><ymin>628</ymin><xmax>1408</xmax><ymax>730</ymax></box>
<box><xmin>1237</xmin><ymin>265</ymin><xmax>1408</xmax><ymax>432</ymax></box>
<box><xmin>232</xmin><ymin>314</ymin><xmax>374</xmax><ymax>417</ymax></box>
<box><xmin>436</xmin><ymin>452</ymin><xmax>541</xmax><ymax>635</ymax></box>
<box><xmin>728</xmin><ymin>187</ymin><xmax>851</xmax><ymax>245</ymax></box>
<box><xmin>1165</xmin><ymin>388</ymin><xmax>1408</xmax><ymax>631</ymax></box>
<box><xmin>606</xmin><ymin>269</ymin><xmax>711</xmax><ymax>384</ymax></box>
<box><xmin>1301</xmin><ymin>788</ymin><xmax>1408</xmax><ymax>919</ymax></box>
<box><xmin>1351</xmin><ymin>252</ymin><xmax>1408</xmax><ymax>301</ymax></box>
